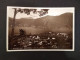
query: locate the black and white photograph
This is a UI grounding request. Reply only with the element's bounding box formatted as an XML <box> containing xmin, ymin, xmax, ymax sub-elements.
<box><xmin>7</xmin><ymin>6</ymin><xmax>74</xmax><ymax>51</ymax></box>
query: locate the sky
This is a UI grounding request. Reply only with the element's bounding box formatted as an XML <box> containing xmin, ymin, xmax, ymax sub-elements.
<box><xmin>7</xmin><ymin>6</ymin><xmax>74</xmax><ymax>19</ymax></box>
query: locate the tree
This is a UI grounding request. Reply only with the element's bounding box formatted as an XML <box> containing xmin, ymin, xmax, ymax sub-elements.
<box><xmin>11</xmin><ymin>8</ymin><xmax>49</xmax><ymax>36</ymax></box>
<box><xmin>11</xmin><ymin>8</ymin><xmax>17</xmax><ymax>36</ymax></box>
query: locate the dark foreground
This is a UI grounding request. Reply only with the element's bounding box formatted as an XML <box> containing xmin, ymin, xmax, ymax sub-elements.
<box><xmin>8</xmin><ymin>32</ymin><xmax>72</xmax><ymax>50</ymax></box>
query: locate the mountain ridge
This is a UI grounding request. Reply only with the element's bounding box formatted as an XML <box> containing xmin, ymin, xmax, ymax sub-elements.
<box><xmin>9</xmin><ymin>12</ymin><xmax>73</xmax><ymax>34</ymax></box>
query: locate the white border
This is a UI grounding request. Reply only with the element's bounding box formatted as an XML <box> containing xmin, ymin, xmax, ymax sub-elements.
<box><xmin>6</xmin><ymin>6</ymin><xmax>75</xmax><ymax>52</ymax></box>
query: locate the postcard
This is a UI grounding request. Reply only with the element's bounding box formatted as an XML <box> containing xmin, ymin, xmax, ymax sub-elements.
<box><xmin>6</xmin><ymin>6</ymin><xmax>75</xmax><ymax>51</ymax></box>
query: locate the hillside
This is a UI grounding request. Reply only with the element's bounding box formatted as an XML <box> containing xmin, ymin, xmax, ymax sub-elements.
<box><xmin>9</xmin><ymin>12</ymin><xmax>73</xmax><ymax>34</ymax></box>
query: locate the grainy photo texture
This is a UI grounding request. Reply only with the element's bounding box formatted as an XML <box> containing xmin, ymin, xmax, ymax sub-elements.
<box><xmin>7</xmin><ymin>6</ymin><xmax>74</xmax><ymax>51</ymax></box>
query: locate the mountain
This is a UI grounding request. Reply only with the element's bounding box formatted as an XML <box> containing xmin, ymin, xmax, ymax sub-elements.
<box><xmin>33</xmin><ymin>13</ymin><xmax>73</xmax><ymax>32</ymax></box>
<box><xmin>9</xmin><ymin>12</ymin><xmax>73</xmax><ymax>34</ymax></box>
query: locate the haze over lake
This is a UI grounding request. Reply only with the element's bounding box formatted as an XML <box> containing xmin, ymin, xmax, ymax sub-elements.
<box><xmin>9</xmin><ymin>12</ymin><xmax>73</xmax><ymax>35</ymax></box>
